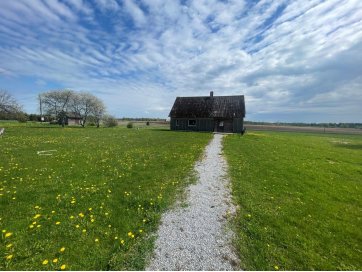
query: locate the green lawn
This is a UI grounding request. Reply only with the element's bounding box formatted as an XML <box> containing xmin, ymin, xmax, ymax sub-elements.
<box><xmin>224</xmin><ymin>131</ymin><xmax>362</xmax><ymax>270</ymax></box>
<box><xmin>0</xmin><ymin>124</ymin><xmax>211</xmax><ymax>270</ymax></box>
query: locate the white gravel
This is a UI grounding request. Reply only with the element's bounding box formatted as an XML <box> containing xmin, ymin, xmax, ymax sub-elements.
<box><xmin>146</xmin><ymin>133</ymin><xmax>239</xmax><ymax>271</ymax></box>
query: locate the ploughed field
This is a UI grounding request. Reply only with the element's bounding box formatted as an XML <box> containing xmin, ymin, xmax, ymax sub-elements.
<box><xmin>0</xmin><ymin>124</ymin><xmax>211</xmax><ymax>270</ymax></box>
<box><xmin>224</xmin><ymin>131</ymin><xmax>362</xmax><ymax>270</ymax></box>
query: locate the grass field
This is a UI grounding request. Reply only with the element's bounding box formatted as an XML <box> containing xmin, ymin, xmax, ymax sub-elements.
<box><xmin>224</xmin><ymin>131</ymin><xmax>362</xmax><ymax>270</ymax></box>
<box><xmin>0</xmin><ymin>124</ymin><xmax>211</xmax><ymax>270</ymax></box>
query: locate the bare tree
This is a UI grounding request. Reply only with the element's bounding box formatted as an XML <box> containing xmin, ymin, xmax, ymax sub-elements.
<box><xmin>41</xmin><ymin>90</ymin><xmax>74</xmax><ymax>127</ymax></box>
<box><xmin>0</xmin><ymin>90</ymin><xmax>22</xmax><ymax>114</ymax></box>
<box><xmin>70</xmin><ymin>92</ymin><xmax>105</xmax><ymax>127</ymax></box>
<box><xmin>39</xmin><ymin>89</ymin><xmax>106</xmax><ymax>127</ymax></box>
<box><xmin>0</xmin><ymin>90</ymin><xmax>26</xmax><ymax>121</ymax></box>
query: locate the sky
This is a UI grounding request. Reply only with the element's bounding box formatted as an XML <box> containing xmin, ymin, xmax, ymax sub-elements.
<box><xmin>0</xmin><ymin>0</ymin><xmax>361</xmax><ymax>122</ymax></box>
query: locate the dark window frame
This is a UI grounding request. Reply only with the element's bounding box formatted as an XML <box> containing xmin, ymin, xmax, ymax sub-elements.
<box><xmin>176</xmin><ymin>119</ymin><xmax>180</xmax><ymax>126</ymax></box>
<box><xmin>188</xmin><ymin>119</ymin><xmax>196</xmax><ymax>127</ymax></box>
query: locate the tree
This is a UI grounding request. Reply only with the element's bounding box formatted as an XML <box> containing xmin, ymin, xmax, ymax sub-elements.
<box><xmin>0</xmin><ymin>90</ymin><xmax>21</xmax><ymax>114</ymax></box>
<box><xmin>40</xmin><ymin>90</ymin><xmax>74</xmax><ymax>127</ymax></box>
<box><xmin>70</xmin><ymin>92</ymin><xmax>104</xmax><ymax>127</ymax></box>
<box><xmin>0</xmin><ymin>90</ymin><xmax>24</xmax><ymax>121</ymax></box>
<box><xmin>91</xmin><ymin>99</ymin><xmax>106</xmax><ymax>128</ymax></box>
<box><xmin>39</xmin><ymin>89</ymin><xmax>106</xmax><ymax>127</ymax></box>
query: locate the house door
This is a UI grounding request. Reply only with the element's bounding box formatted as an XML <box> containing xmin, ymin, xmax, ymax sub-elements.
<box><xmin>214</xmin><ymin>119</ymin><xmax>233</xmax><ymax>132</ymax></box>
<box><xmin>214</xmin><ymin>120</ymin><xmax>224</xmax><ymax>132</ymax></box>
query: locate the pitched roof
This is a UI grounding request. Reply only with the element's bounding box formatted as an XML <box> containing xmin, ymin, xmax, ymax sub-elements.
<box><xmin>169</xmin><ymin>94</ymin><xmax>245</xmax><ymax>118</ymax></box>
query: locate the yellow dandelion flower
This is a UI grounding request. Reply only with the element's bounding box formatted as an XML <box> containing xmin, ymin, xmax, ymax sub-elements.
<box><xmin>274</xmin><ymin>265</ymin><xmax>279</xmax><ymax>270</ymax></box>
<box><xmin>56</xmin><ymin>221</ymin><xmax>61</xmax><ymax>225</ymax></box>
<box><xmin>127</xmin><ymin>231</ymin><xmax>133</xmax><ymax>237</ymax></box>
<box><xmin>37</xmin><ymin>225</ymin><xmax>41</xmax><ymax>228</ymax></box>
<box><xmin>120</xmin><ymin>240</ymin><xmax>125</xmax><ymax>244</ymax></box>
<box><xmin>139</xmin><ymin>229</ymin><xmax>143</xmax><ymax>233</ymax></box>
<box><xmin>79</xmin><ymin>213</ymin><xmax>84</xmax><ymax>218</ymax></box>
<box><xmin>29</xmin><ymin>225</ymin><xmax>34</xmax><ymax>229</ymax></box>
<box><xmin>71</xmin><ymin>200</ymin><xmax>76</xmax><ymax>204</ymax></box>
<box><xmin>131</xmin><ymin>234</ymin><xmax>135</xmax><ymax>238</ymax></box>
<box><xmin>33</xmin><ymin>214</ymin><xmax>41</xmax><ymax>219</ymax></box>
<box><xmin>91</xmin><ymin>219</ymin><xmax>95</xmax><ymax>223</ymax></box>
<box><xmin>82</xmin><ymin>229</ymin><xmax>86</xmax><ymax>233</ymax></box>
<box><xmin>2</xmin><ymin>229</ymin><xmax>6</xmax><ymax>233</ymax></box>
<box><xmin>60</xmin><ymin>247</ymin><xmax>65</xmax><ymax>252</ymax></box>
<box><xmin>60</xmin><ymin>264</ymin><xmax>66</xmax><ymax>270</ymax></box>
<box><xmin>6</xmin><ymin>254</ymin><xmax>13</xmax><ymax>260</ymax></box>
<box><xmin>6</xmin><ymin>243</ymin><xmax>13</xmax><ymax>248</ymax></box>
<box><xmin>105</xmin><ymin>212</ymin><xmax>109</xmax><ymax>216</ymax></box>
<box><xmin>108</xmin><ymin>225</ymin><xmax>111</xmax><ymax>228</ymax></box>
<box><xmin>51</xmin><ymin>211</ymin><xmax>56</xmax><ymax>214</ymax></box>
<box><xmin>88</xmin><ymin>208</ymin><xmax>92</xmax><ymax>211</ymax></box>
<box><xmin>75</xmin><ymin>224</ymin><xmax>80</xmax><ymax>228</ymax></box>
<box><xmin>95</xmin><ymin>238</ymin><xmax>99</xmax><ymax>242</ymax></box>
<box><xmin>69</xmin><ymin>215</ymin><xmax>74</xmax><ymax>219</ymax></box>
<box><xmin>53</xmin><ymin>258</ymin><xmax>58</xmax><ymax>263</ymax></box>
<box><xmin>114</xmin><ymin>236</ymin><xmax>118</xmax><ymax>240</ymax></box>
<box><xmin>143</xmin><ymin>219</ymin><xmax>146</xmax><ymax>223</ymax></box>
<box><xmin>42</xmin><ymin>259</ymin><xmax>49</xmax><ymax>265</ymax></box>
<box><xmin>5</xmin><ymin>232</ymin><xmax>13</xmax><ymax>238</ymax></box>
<box><xmin>32</xmin><ymin>221</ymin><xmax>37</xmax><ymax>225</ymax></box>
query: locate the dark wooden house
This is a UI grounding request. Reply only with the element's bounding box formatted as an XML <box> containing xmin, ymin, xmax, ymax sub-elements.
<box><xmin>169</xmin><ymin>92</ymin><xmax>245</xmax><ymax>133</ymax></box>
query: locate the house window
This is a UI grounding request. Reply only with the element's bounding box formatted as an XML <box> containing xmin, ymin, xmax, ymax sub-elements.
<box><xmin>188</xmin><ymin>119</ymin><xmax>196</xmax><ymax>126</ymax></box>
<box><xmin>219</xmin><ymin>121</ymin><xmax>224</xmax><ymax>127</ymax></box>
<box><xmin>176</xmin><ymin>120</ymin><xmax>179</xmax><ymax>126</ymax></box>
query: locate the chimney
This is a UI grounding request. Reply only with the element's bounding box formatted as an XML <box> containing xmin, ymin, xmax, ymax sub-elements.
<box><xmin>210</xmin><ymin>91</ymin><xmax>214</xmax><ymax>98</ymax></box>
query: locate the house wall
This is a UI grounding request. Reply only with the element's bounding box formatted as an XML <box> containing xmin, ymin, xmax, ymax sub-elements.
<box><xmin>68</xmin><ymin>118</ymin><xmax>81</xmax><ymax>125</ymax></box>
<box><xmin>170</xmin><ymin>118</ymin><xmax>214</xmax><ymax>131</ymax></box>
<box><xmin>233</xmin><ymin>118</ymin><xmax>244</xmax><ymax>133</ymax></box>
<box><xmin>171</xmin><ymin>117</ymin><xmax>244</xmax><ymax>133</ymax></box>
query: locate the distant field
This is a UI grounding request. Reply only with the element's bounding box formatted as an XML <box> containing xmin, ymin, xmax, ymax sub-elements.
<box><xmin>0</xmin><ymin>124</ymin><xmax>211</xmax><ymax>270</ymax></box>
<box><xmin>224</xmin><ymin>131</ymin><xmax>362</xmax><ymax>270</ymax></box>
<box><xmin>245</xmin><ymin>124</ymin><xmax>362</xmax><ymax>135</ymax></box>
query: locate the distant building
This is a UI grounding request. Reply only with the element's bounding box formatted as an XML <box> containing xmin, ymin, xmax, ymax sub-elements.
<box><xmin>169</xmin><ymin>92</ymin><xmax>245</xmax><ymax>133</ymax></box>
<box><xmin>65</xmin><ymin>112</ymin><xmax>82</xmax><ymax>126</ymax></box>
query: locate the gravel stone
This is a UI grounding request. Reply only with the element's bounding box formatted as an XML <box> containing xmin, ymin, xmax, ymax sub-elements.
<box><xmin>146</xmin><ymin>134</ymin><xmax>240</xmax><ymax>271</ymax></box>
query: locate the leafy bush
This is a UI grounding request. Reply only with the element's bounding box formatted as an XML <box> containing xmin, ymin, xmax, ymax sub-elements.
<box><xmin>127</xmin><ymin>122</ymin><xmax>133</xmax><ymax>128</ymax></box>
<box><xmin>17</xmin><ymin>113</ymin><xmax>28</xmax><ymax>123</ymax></box>
<box><xmin>103</xmin><ymin>115</ymin><xmax>118</xmax><ymax>127</ymax></box>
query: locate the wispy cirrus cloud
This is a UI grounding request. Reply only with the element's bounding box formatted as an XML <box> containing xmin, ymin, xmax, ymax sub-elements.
<box><xmin>0</xmin><ymin>0</ymin><xmax>361</xmax><ymax>121</ymax></box>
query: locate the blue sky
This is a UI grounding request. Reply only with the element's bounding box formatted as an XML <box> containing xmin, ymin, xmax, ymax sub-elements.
<box><xmin>0</xmin><ymin>0</ymin><xmax>361</xmax><ymax>122</ymax></box>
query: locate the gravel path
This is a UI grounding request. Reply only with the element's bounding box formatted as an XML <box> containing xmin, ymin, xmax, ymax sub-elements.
<box><xmin>146</xmin><ymin>134</ymin><xmax>239</xmax><ymax>271</ymax></box>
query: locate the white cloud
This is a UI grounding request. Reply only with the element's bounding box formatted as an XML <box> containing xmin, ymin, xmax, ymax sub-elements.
<box><xmin>0</xmin><ymin>0</ymin><xmax>361</xmax><ymax>121</ymax></box>
<box><xmin>123</xmin><ymin>0</ymin><xmax>147</xmax><ymax>27</ymax></box>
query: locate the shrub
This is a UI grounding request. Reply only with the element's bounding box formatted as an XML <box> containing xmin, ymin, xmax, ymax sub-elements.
<box><xmin>17</xmin><ymin>113</ymin><xmax>28</xmax><ymax>123</ymax></box>
<box><xmin>146</xmin><ymin>121</ymin><xmax>150</xmax><ymax>126</ymax></box>
<box><xmin>126</xmin><ymin>122</ymin><xmax>133</xmax><ymax>128</ymax></box>
<box><xmin>103</xmin><ymin>115</ymin><xmax>118</xmax><ymax>127</ymax></box>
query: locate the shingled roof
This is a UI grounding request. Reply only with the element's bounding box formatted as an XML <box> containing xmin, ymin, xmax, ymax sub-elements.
<box><xmin>169</xmin><ymin>94</ymin><xmax>245</xmax><ymax>118</ymax></box>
